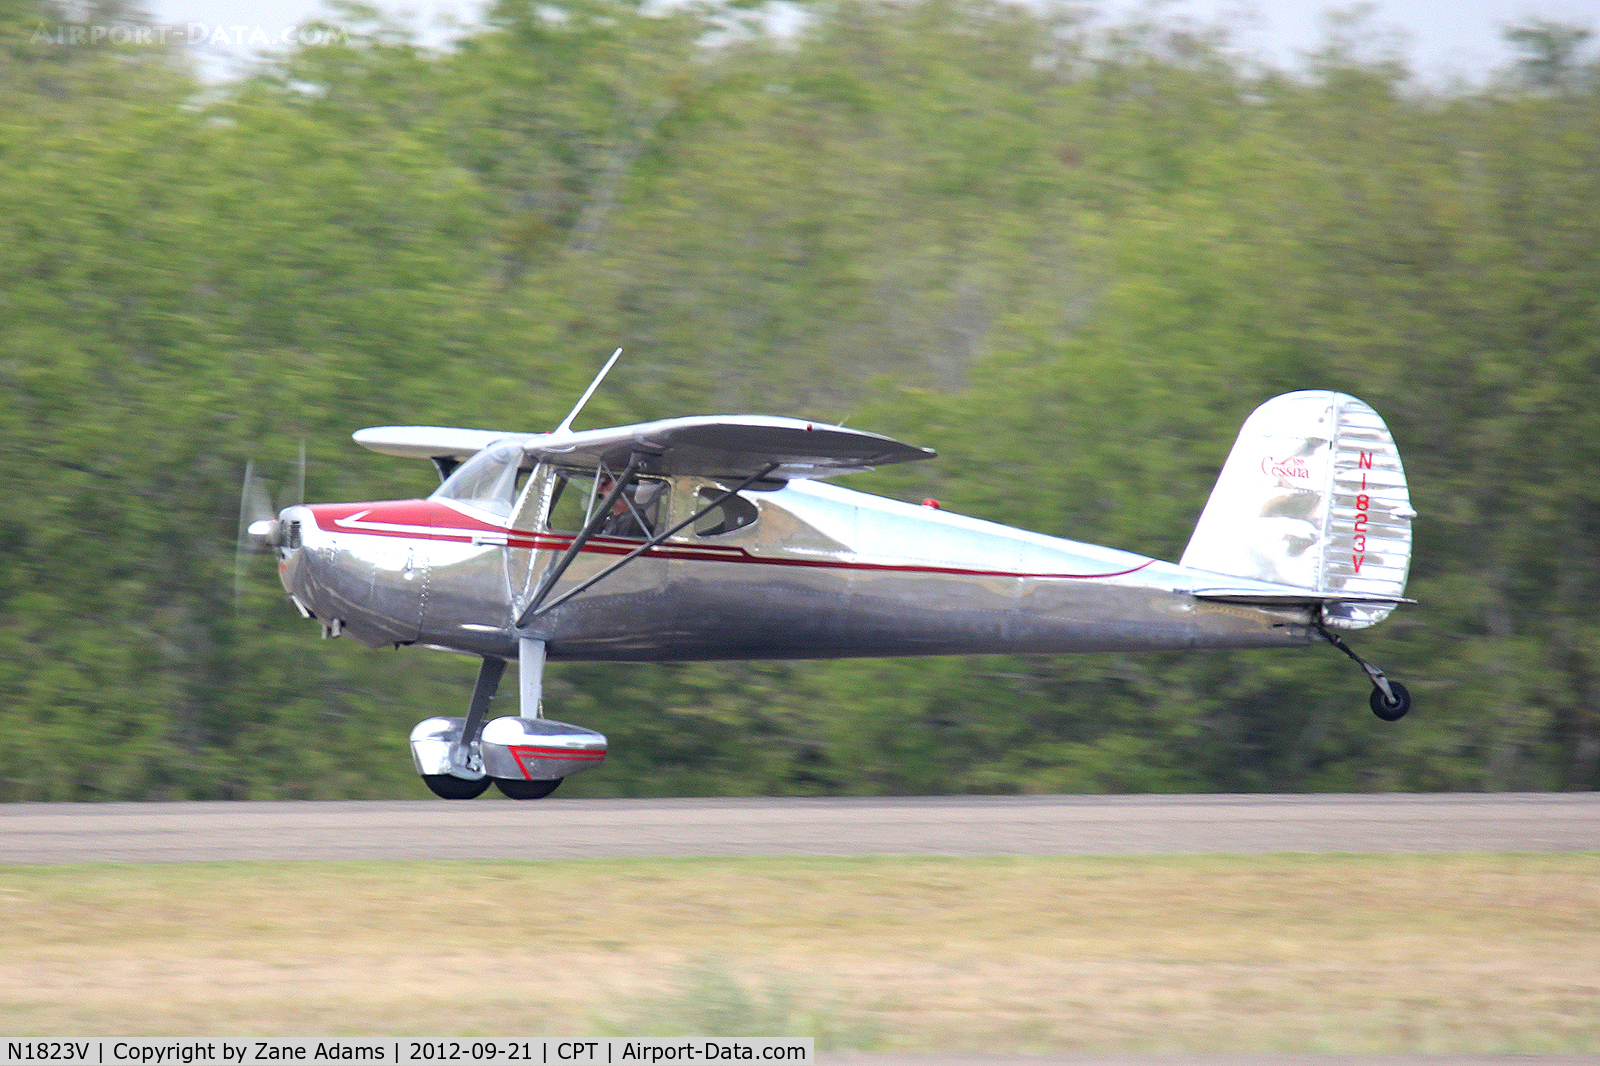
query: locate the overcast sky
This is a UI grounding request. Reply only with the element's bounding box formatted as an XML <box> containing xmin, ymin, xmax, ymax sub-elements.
<box><xmin>141</xmin><ymin>0</ymin><xmax>1598</xmax><ymax>83</ymax></box>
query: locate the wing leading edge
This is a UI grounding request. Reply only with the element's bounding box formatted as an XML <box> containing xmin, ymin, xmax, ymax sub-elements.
<box><xmin>353</xmin><ymin>416</ymin><xmax>935</xmax><ymax>481</ymax></box>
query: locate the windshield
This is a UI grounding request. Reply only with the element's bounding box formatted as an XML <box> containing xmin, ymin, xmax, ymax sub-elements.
<box><xmin>431</xmin><ymin>443</ymin><xmax>527</xmax><ymax>518</ymax></box>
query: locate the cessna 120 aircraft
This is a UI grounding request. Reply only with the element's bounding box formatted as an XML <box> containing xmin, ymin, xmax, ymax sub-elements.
<box><xmin>243</xmin><ymin>353</ymin><xmax>1416</xmax><ymax>799</ymax></box>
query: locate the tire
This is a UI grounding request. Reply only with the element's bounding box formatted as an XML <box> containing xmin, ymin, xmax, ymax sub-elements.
<box><xmin>494</xmin><ymin>777</ymin><xmax>563</xmax><ymax>800</ymax></box>
<box><xmin>421</xmin><ymin>774</ymin><xmax>492</xmax><ymax>800</ymax></box>
<box><xmin>1370</xmin><ymin>681</ymin><xmax>1411</xmax><ymax>721</ymax></box>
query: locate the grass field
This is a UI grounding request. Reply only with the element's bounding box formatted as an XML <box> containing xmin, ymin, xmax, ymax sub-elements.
<box><xmin>1</xmin><ymin>854</ymin><xmax>1596</xmax><ymax>1053</ymax></box>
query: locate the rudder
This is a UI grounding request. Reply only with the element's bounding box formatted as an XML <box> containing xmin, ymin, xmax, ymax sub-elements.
<box><xmin>1180</xmin><ymin>391</ymin><xmax>1415</xmax><ymax>629</ymax></box>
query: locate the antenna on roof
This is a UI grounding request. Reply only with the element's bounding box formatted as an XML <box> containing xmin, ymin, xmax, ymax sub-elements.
<box><xmin>555</xmin><ymin>347</ymin><xmax>622</xmax><ymax>435</ymax></box>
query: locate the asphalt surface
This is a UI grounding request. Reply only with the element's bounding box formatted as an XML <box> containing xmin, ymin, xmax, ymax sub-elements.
<box><xmin>5</xmin><ymin>795</ymin><xmax>1596</xmax><ymax>1066</ymax></box>
<box><xmin>2</xmin><ymin>792</ymin><xmax>1596</xmax><ymax>864</ymax></box>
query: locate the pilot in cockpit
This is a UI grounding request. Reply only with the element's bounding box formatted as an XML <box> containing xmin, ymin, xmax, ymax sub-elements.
<box><xmin>598</xmin><ymin>477</ymin><xmax>663</xmax><ymax>538</ymax></box>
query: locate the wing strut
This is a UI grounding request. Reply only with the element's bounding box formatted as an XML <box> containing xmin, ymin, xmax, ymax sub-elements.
<box><xmin>516</xmin><ymin>461</ymin><xmax>780</xmax><ymax>627</ymax></box>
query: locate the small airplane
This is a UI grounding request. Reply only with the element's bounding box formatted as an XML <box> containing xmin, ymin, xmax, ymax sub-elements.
<box><xmin>242</xmin><ymin>352</ymin><xmax>1417</xmax><ymax>799</ymax></box>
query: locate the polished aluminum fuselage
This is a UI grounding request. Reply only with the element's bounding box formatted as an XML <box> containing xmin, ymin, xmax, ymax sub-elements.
<box><xmin>278</xmin><ymin>469</ymin><xmax>1315</xmax><ymax>662</ymax></box>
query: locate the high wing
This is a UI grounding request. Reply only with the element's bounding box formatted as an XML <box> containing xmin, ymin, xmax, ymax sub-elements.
<box><xmin>353</xmin><ymin>415</ymin><xmax>935</xmax><ymax>480</ymax></box>
<box><xmin>351</xmin><ymin>425</ymin><xmax>530</xmax><ymax>461</ymax></box>
<box><xmin>526</xmin><ymin>415</ymin><xmax>934</xmax><ymax>479</ymax></box>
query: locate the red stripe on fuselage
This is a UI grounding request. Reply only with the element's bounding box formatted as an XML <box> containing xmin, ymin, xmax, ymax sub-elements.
<box><xmin>306</xmin><ymin>500</ymin><xmax>1156</xmax><ymax>581</ymax></box>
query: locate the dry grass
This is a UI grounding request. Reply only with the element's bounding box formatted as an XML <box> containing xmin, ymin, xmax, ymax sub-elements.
<box><xmin>1</xmin><ymin>854</ymin><xmax>1596</xmax><ymax>1053</ymax></box>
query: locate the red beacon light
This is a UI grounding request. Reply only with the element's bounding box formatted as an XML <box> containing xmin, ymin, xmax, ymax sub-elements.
<box><xmin>921</xmin><ymin>499</ymin><xmax>942</xmax><ymax>509</ymax></box>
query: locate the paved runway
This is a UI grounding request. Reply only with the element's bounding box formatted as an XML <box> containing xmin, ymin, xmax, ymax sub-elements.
<box><xmin>2</xmin><ymin>792</ymin><xmax>1595</xmax><ymax>864</ymax></box>
<box><xmin>5</xmin><ymin>796</ymin><xmax>1596</xmax><ymax>1066</ymax></box>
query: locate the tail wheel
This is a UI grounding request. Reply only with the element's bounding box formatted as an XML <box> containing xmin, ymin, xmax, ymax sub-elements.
<box><xmin>422</xmin><ymin>774</ymin><xmax>492</xmax><ymax>800</ymax></box>
<box><xmin>494</xmin><ymin>777</ymin><xmax>563</xmax><ymax>800</ymax></box>
<box><xmin>1370</xmin><ymin>681</ymin><xmax>1412</xmax><ymax>722</ymax></box>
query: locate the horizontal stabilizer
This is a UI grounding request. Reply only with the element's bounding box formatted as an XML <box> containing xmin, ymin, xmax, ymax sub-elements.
<box><xmin>1191</xmin><ymin>587</ymin><xmax>1417</xmax><ymax>607</ymax></box>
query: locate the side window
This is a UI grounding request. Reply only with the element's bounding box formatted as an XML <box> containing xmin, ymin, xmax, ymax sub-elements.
<box><xmin>546</xmin><ymin>473</ymin><xmax>595</xmax><ymax>534</ymax></box>
<box><xmin>694</xmin><ymin>487</ymin><xmax>759</xmax><ymax>537</ymax></box>
<box><xmin>547</xmin><ymin>473</ymin><xmax>665</xmax><ymax>539</ymax></box>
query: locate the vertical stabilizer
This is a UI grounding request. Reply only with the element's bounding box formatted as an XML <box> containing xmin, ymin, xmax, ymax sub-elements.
<box><xmin>1180</xmin><ymin>391</ymin><xmax>1415</xmax><ymax>629</ymax></box>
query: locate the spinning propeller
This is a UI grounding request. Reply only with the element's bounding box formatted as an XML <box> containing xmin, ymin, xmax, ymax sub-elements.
<box><xmin>234</xmin><ymin>441</ymin><xmax>305</xmax><ymax>609</ymax></box>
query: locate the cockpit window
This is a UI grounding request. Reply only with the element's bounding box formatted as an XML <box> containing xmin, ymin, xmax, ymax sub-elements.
<box><xmin>431</xmin><ymin>443</ymin><xmax>528</xmax><ymax>518</ymax></box>
<box><xmin>694</xmin><ymin>488</ymin><xmax>759</xmax><ymax>537</ymax></box>
<box><xmin>548</xmin><ymin>472</ymin><xmax>666</xmax><ymax>539</ymax></box>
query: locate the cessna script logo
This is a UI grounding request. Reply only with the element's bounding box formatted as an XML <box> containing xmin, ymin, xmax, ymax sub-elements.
<box><xmin>1260</xmin><ymin>454</ymin><xmax>1313</xmax><ymax>479</ymax></box>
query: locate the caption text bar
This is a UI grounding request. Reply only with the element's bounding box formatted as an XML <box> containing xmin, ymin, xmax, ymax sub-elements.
<box><xmin>3</xmin><ymin>1042</ymin><xmax>813</xmax><ymax>1066</ymax></box>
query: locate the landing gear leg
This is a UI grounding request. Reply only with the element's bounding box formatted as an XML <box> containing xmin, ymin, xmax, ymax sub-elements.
<box><xmin>490</xmin><ymin>637</ymin><xmax>558</xmax><ymax>800</ymax></box>
<box><xmin>419</xmin><ymin>656</ymin><xmax>504</xmax><ymax>800</ymax></box>
<box><xmin>1315</xmin><ymin>618</ymin><xmax>1411</xmax><ymax>721</ymax></box>
<box><xmin>518</xmin><ymin>635</ymin><xmax>544</xmax><ymax>721</ymax></box>
<box><xmin>477</xmin><ymin>636</ymin><xmax>606</xmax><ymax>798</ymax></box>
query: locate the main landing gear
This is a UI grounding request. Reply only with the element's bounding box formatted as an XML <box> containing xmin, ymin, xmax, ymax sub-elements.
<box><xmin>409</xmin><ymin>637</ymin><xmax>607</xmax><ymax>799</ymax></box>
<box><xmin>410</xmin><ymin>452</ymin><xmax>776</xmax><ymax>800</ymax></box>
<box><xmin>1315</xmin><ymin>619</ymin><xmax>1411</xmax><ymax>721</ymax></box>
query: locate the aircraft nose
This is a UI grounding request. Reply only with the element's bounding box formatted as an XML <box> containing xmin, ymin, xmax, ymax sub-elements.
<box><xmin>274</xmin><ymin>505</ymin><xmax>317</xmax><ymax>595</ymax></box>
<box><xmin>243</xmin><ymin>504</ymin><xmax>310</xmax><ymax>556</ymax></box>
<box><xmin>278</xmin><ymin>505</ymin><xmax>309</xmax><ymax>553</ymax></box>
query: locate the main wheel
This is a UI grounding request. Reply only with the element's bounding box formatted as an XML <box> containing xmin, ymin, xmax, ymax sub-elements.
<box><xmin>422</xmin><ymin>774</ymin><xmax>493</xmax><ymax>800</ymax></box>
<box><xmin>494</xmin><ymin>777</ymin><xmax>563</xmax><ymax>800</ymax></box>
<box><xmin>1370</xmin><ymin>681</ymin><xmax>1411</xmax><ymax>721</ymax></box>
